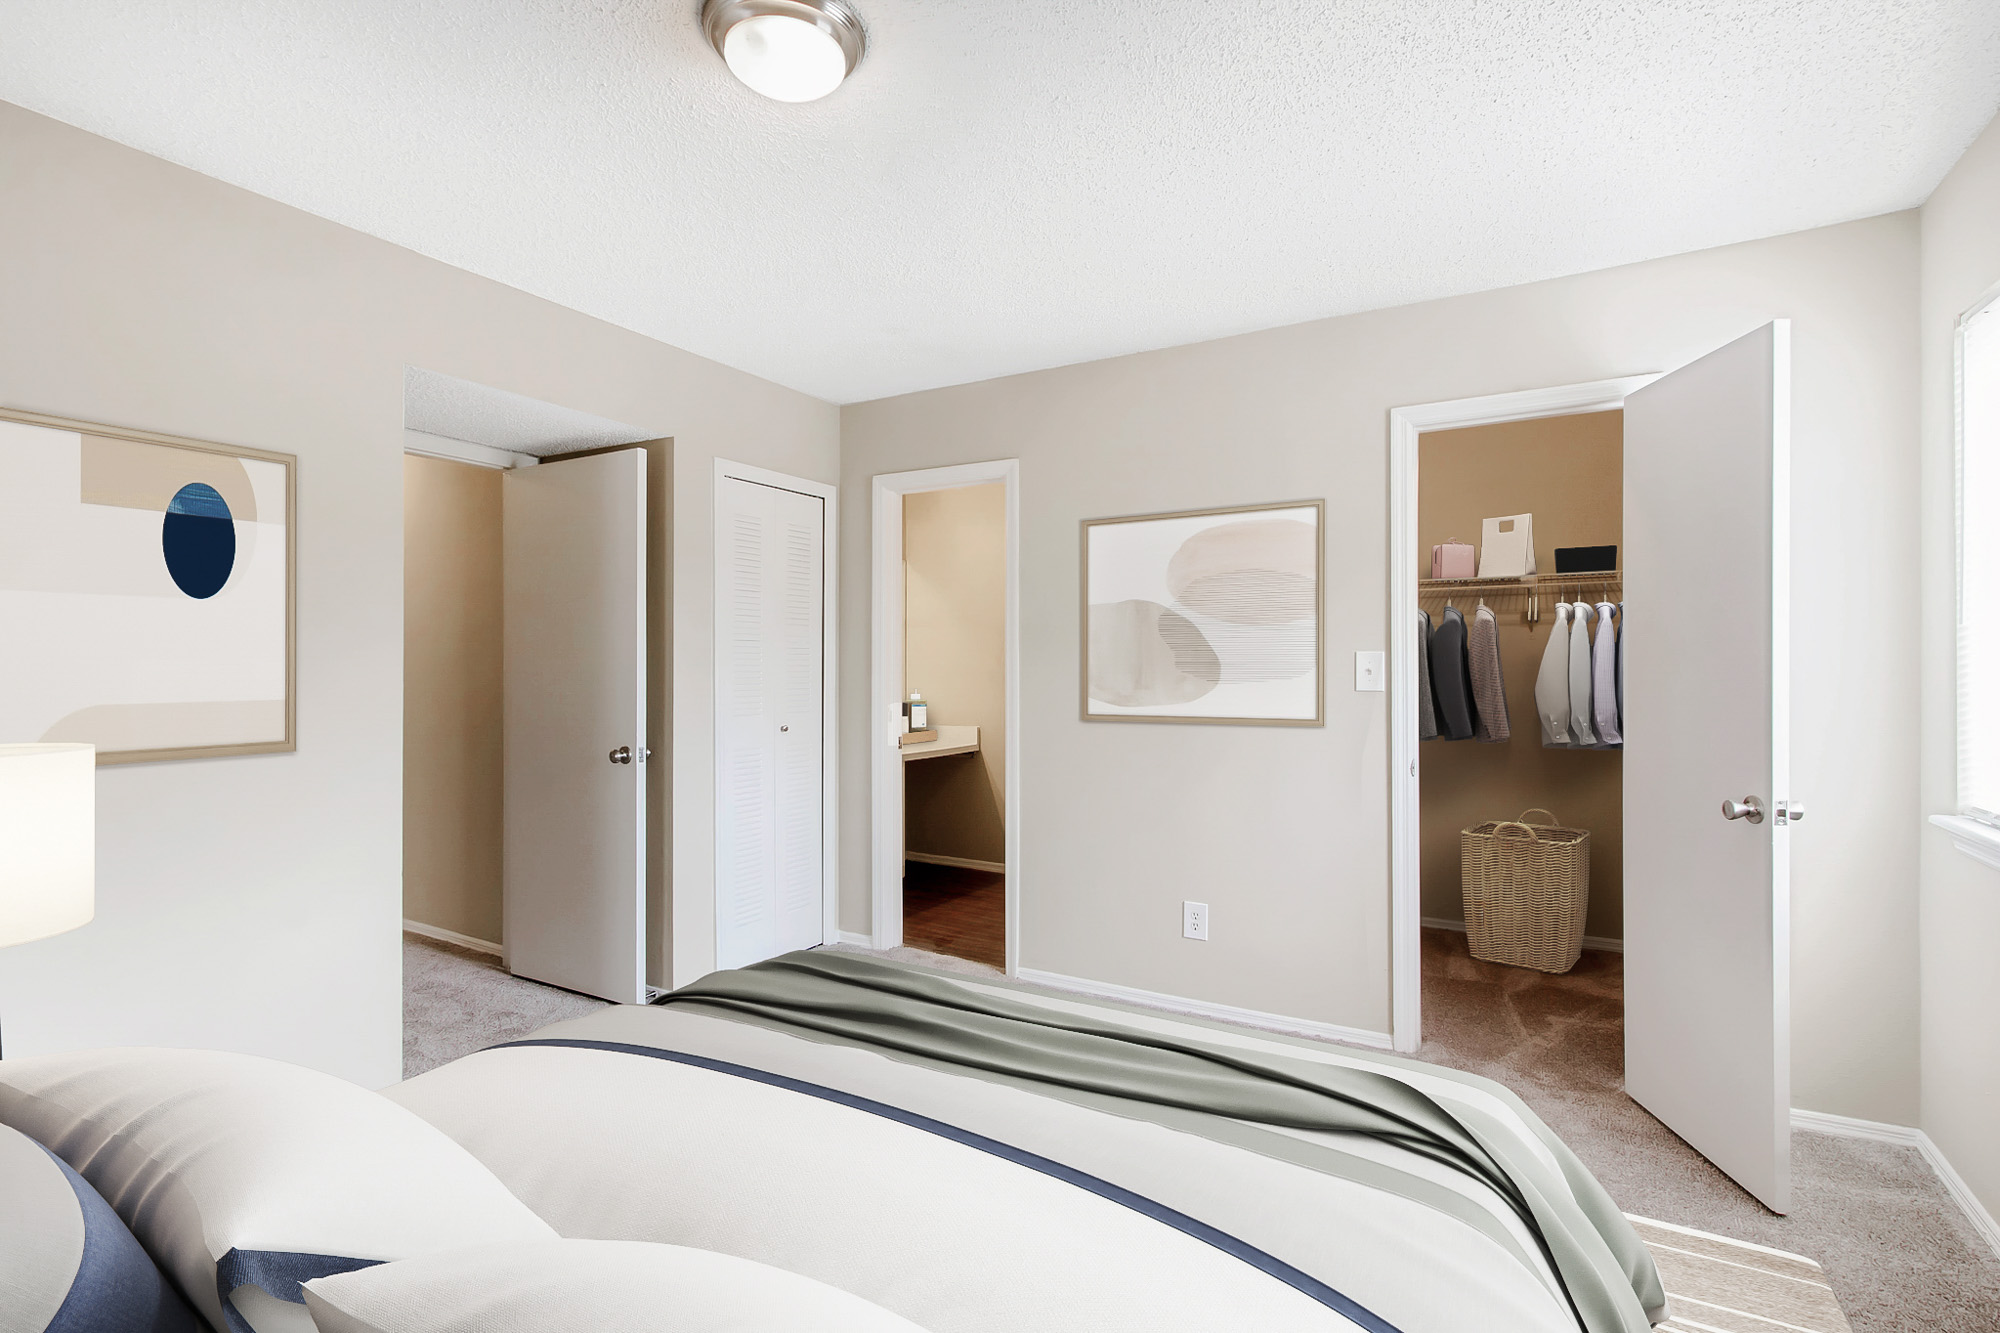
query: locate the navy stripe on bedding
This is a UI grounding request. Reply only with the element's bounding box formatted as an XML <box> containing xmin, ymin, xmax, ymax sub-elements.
<box><xmin>39</xmin><ymin>1144</ymin><xmax>202</xmax><ymax>1333</ymax></box>
<box><xmin>214</xmin><ymin>1250</ymin><xmax>382</xmax><ymax>1333</ymax></box>
<box><xmin>490</xmin><ymin>1037</ymin><xmax>1403</xmax><ymax>1333</ymax></box>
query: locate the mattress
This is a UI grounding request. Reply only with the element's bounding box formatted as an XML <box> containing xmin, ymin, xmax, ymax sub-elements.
<box><xmin>386</xmin><ymin>951</ymin><xmax>1663</xmax><ymax>1333</ymax></box>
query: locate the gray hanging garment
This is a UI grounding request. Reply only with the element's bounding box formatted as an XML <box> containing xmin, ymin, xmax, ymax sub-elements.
<box><xmin>1418</xmin><ymin>610</ymin><xmax>1440</xmax><ymax>741</ymax></box>
<box><xmin>1430</xmin><ymin>606</ymin><xmax>1478</xmax><ymax>740</ymax></box>
<box><xmin>1536</xmin><ymin>602</ymin><xmax>1574</xmax><ymax>747</ymax></box>
<box><xmin>1469</xmin><ymin>604</ymin><xmax>1510</xmax><ymax>743</ymax></box>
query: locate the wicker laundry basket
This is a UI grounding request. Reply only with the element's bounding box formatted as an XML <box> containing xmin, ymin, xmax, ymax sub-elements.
<box><xmin>1460</xmin><ymin>808</ymin><xmax>1591</xmax><ymax>974</ymax></box>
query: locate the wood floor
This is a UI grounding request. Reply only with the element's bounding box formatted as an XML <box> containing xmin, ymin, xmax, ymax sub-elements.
<box><xmin>901</xmin><ymin>861</ymin><xmax>1005</xmax><ymax>969</ymax></box>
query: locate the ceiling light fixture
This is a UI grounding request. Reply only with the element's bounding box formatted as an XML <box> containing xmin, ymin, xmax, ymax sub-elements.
<box><xmin>701</xmin><ymin>0</ymin><xmax>866</xmax><ymax>104</ymax></box>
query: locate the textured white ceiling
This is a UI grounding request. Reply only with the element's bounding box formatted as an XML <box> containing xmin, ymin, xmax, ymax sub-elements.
<box><xmin>404</xmin><ymin>367</ymin><xmax>657</xmax><ymax>455</ymax></box>
<box><xmin>4</xmin><ymin>3</ymin><xmax>1997</xmax><ymax>404</ymax></box>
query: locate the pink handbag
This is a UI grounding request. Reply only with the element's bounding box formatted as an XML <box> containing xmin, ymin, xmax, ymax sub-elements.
<box><xmin>1431</xmin><ymin>541</ymin><xmax>1476</xmax><ymax>580</ymax></box>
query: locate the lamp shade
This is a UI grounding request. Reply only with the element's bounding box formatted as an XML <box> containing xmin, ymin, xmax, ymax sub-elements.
<box><xmin>0</xmin><ymin>744</ymin><xmax>95</xmax><ymax>948</ymax></box>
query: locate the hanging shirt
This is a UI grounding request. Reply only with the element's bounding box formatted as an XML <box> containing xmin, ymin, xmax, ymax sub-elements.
<box><xmin>1568</xmin><ymin>601</ymin><xmax>1599</xmax><ymax>746</ymax></box>
<box><xmin>1429</xmin><ymin>606</ymin><xmax>1478</xmax><ymax>741</ymax></box>
<box><xmin>1417</xmin><ymin>610</ymin><xmax>1439</xmax><ymax>742</ymax></box>
<box><xmin>1469</xmin><ymin>604</ymin><xmax>1510</xmax><ymax>742</ymax></box>
<box><xmin>1592</xmin><ymin>601</ymin><xmax>1622</xmax><ymax>746</ymax></box>
<box><xmin>1616</xmin><ymin>602</ymin><xmax>1625</xmax><ymax>737</ymax></box>
<box><xmin>1535</xmin><ymin>602</ymin><xmax>1574</xmax><ymax>746</ymax></box>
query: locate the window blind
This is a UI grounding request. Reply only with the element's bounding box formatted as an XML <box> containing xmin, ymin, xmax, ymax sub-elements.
<box><xmin>1960</xmin><ymin>301</ymin><xmax>2000</xmax><ymax>824</ymax></box>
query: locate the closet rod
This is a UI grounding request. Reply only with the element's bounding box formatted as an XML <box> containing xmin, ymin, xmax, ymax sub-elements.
<box><xmin>1418</xmin><ymin>574</ymin><xmax>1622</xmax><ymax>626</ymax></box>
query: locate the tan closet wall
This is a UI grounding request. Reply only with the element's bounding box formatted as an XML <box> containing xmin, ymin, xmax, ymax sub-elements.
<box><xmin>904</xmin><ymin>484</ymin><xmax>1007</xmax><ymax>866</ymax></box>
<box><xmin>1418</xmin><ymin>411</ymin><xmax>1624</xmax><ymax>941</ymax></box>
<box><xmin>403</xmin><ymin>453</ymin><xmax>505</xmax><ymax>945</ymax></box>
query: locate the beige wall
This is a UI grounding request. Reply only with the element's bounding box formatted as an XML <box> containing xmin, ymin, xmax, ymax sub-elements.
<box><xmin>402</xmin><ymin>453</ymin><xmax>504</xmax><ymax>945</ymax></box>
<box><xmin>1919</xmin><ymin>111</ymin><xmax>2000</xmax><ymax>1218</ymax></box>
<box><xmin>903</xmin><ymin>484</ymin><xmax>1007</xmax><ymax>866</ymax></box>
<box><xmin>0</xmin><ymin>101</ymin><xmax>837</xmax><ymax>1085</ymax></box>
<box><xmin>841</xmin><ymin>211</ymin><xmax>1921</xmax><ymax>1121</ymax></box>
<box><xmin>1418</xmin><ymin>412</ymin><xmax>1624</xmax><ymax>941</ymax></box>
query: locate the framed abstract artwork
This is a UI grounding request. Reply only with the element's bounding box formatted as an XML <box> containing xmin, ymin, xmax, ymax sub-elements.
<box><xmin>0</xmin><ymin>407</ymin><xmax>296</xmax><ymax>764</ymax></box>
<box><xmin>1081</xmin><ymin>499</ymin><xmax>1323</xmax><ymax>725</ymax></box>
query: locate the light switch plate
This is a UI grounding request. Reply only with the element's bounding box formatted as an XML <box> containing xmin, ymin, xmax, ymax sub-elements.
<box><xmin>1354</xmin><ymin>650</ymin><xmax>1385</xmax><ymax>691</ymax></box>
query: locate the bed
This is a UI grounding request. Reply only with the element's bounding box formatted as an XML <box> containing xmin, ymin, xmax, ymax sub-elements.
<box><xmin>387</xmin><ymin>949</ymin><xmax>1666</xmax><ymax>1333</ymax></box>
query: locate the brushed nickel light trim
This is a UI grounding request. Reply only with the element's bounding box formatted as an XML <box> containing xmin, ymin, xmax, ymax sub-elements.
<box><xmin>701</xmin><ymin>0</ymin><xmax>866</xmax><ymax>101</ymax></box>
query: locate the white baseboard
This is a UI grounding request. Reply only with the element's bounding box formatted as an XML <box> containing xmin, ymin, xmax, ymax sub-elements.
<box><xmin>1421</xmin><ymin>915</ymin><xmax>1624</xmax><ymax>955</ymax></box>
<box><xmin>1791</xmin><ymin>1108</ymin><xmax>2000</xmax><ymax>1261</ymax></box>
<box><xmin>836</xmin><ymin>931</ymin><xmax>875</xmax><ymax>948</ymax></box>
<box><xmin>402</xmin><ymin>919</ymin><xmax>502</xmax><ymax>958</ymax></box>
<box><xmin>1015</xmin><ymin>966</ymin><xmax>1393</xmax><ymax>1050</ymax></box>
<box><xmin>904</xmin><ymin>852</ymin><xmax>1006</xmax><ymax>874</ymax></box>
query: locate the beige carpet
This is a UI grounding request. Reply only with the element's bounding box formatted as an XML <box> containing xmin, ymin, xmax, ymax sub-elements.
<box><xmin>402</xmin><ymin>933</ymin><xmax>606</xmax><ymax>1078</ymax></box>
<box><xmin>1414</xmin><ymin>928</ymin><xmax>1999</xmax><ymax>1333</ymax></box>
<box><xmin>404</xmin><ymin>932</ymin><xmax>2000</xmax><ymax>1330</ymax></box>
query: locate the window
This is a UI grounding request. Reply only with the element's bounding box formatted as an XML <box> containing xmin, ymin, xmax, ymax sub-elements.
<box><xmin>1958</xmin><ymin>297</ymin><xmax>2000</xmax><ymax>824</ymax></box>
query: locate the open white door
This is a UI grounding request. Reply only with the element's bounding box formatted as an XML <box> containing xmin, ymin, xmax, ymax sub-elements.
<box><xmin>1624</xmin><ymin>321</ymin><xmax>1793</xmax><ymax>1212</ymax></box>
<box><xmin>502</xmin><ymin>450</ymin><xmax>646</xmax><ymax>1004</ymax></box>
<box><xmin>715</xmin><ymin>474</ymin><xmax>826</xmax><ymax>971</ymax></box>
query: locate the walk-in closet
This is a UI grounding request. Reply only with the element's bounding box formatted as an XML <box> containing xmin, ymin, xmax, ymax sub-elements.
<box><xmin>1415</xmin><ymin>410</ymin><xmax>1625</xmax><ymax>1067</ymax></box>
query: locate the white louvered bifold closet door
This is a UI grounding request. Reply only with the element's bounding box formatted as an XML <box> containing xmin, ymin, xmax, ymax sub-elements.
<box><xmin>716</xmin><ymin>475</ymin><xmax>825</xmax><ymax>971</ymax></box>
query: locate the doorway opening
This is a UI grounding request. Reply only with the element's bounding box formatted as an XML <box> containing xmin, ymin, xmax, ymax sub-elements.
<box><xmin>899</xmin><ymin>483</ymin><xmax>1008</xmax><ymax>968</ymax></box>
<box><xmin>401</xmin><ymin>368</ymin><xmax>662</xmax><ymax>1018</ymax></box>
<box><xmin>870</xmin><ymin>461</ymin><xmax>1021</xmax><ymax>974</ymax></box>
<box><xmin>1387</xmin><ymin>376</ymin><xmax>1649</xmax><ymax>1052</ymax></box>
<box><xmin>1411</xmin><ymin>408</ymin><xmax>1627</xmax><ymax>1096</ymax></box>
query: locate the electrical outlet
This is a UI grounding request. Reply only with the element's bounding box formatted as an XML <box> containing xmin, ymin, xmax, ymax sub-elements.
<box><xmin>1354</xmin><ymin>650</ymin><xmax>1385</xmax><ymax>691</ymax></box>
<box><xmin>1183</xmin><ymin>900</ymin><xmax>1209</xmax><ymax>941</ymax></box>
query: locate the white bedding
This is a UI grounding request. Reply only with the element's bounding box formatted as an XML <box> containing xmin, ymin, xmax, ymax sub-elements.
<box><xmin>388</xmin><ymin>962</ymin><xmax>1650</xmax><ymax>1333</ymax></box>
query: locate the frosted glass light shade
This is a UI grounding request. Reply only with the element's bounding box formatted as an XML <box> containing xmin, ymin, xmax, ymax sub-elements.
<box><xmin>702</xmin><ymin>0</ymin><xmax>865</xmax><ymax>104</ymax></box>
<box><xmin>723</xmin><ymin>15</ymin><xmax>848</xmax><ymax>102</ymax></box>
<box><xmin>0</xmin><ymin>744</ymin><xmax>95</xmax><ymax>948</ymax></box>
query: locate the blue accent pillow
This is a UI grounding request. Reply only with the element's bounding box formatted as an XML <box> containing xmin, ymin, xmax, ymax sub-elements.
<box><xmin>0</xmin><ymin>1122</ymin><xmax>201</xmax><ymax>1333</ymax></box>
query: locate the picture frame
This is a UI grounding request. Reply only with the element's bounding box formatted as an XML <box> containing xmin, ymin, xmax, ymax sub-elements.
<box><xmin>0</xmin><ymin>406</ymin><xmax>297</xmax><ymax>765</ymax></box>
<box><xmin>1081</xmin><ymin>498</ymin><xmax>1323</xmax><ymax>726</ymax></box>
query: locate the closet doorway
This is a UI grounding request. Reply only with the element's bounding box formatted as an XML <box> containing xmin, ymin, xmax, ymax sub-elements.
<box><xmin>869</xmin><ymin>461</ymin><xmax>1020</xmax><ymax>973</ymax></box>
<box><xmin>1411</xmin><ymin>407</ymin><xmax>1628</xmax><ymax>1188</ymax></box>
<box><xmin>1390</xmin><ymin>325</ymin><xmax>1801</xmax><ymax>1213</ymax></box>
<box><xmin>400</xmin><ymin>372</ymin><xmax>663</xmax><ymax>1008</ymax></box>
<box><xmin>1414</xmin><ymin>407</ymin><xmax>1627</xmax><ymax>972</ymax></box>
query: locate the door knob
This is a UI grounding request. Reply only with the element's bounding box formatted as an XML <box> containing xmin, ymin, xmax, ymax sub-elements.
<box><xmin>779</xmin><ymin>725</ymin><xmax>790</xmax><ymax>733</ymax></box>
<box><xmin>609</xmin><ymin>746</ymin><xmax>632</xmax><ymax>765</ymax></box>
<box><xmin>1721</xmin><ymin>795</ymin><xmax>1765</xmax><ymax>824</ymax></box>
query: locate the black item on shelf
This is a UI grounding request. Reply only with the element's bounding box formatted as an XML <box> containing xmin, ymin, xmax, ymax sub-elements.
<box><xmin>1553</xmin><ymin>545</ymin><xmax>1617</xmax><ymax>574</ymax></box>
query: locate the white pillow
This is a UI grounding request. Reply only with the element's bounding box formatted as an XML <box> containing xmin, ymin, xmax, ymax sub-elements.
<box><xmin>0</xmin><ymin>1048</ymin><xmax>556</xmax><ymax>1333</ymax></box>
<box><xmin>301</xmin><ymin>1239</ymin><xmax>932</xmax><ymax>1333</ymax></box>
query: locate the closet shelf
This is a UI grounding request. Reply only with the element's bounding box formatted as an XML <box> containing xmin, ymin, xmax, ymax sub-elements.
<box><xmin>1418</xmin><ymin>572</ymin><xmax>1621</xmax><ymax>594</ymax></box>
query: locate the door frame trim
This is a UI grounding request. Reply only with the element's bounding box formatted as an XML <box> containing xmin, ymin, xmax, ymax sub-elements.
<box><xmin>869</xmin><ymin>460</ymin><xmax>1021</xmax><ymax>974</ymax></box>
<box><xmin>712</xmin><ymin>458</ymin><xmax>841</xmax><ymax>957</ymax></box>
<box><xmin>1386</xmin><ymin>376</ymin><xmax>1655</xmax><ymax>1052</ymax></box>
